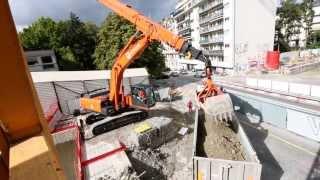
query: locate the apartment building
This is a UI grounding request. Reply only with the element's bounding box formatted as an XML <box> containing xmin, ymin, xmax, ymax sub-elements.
<box><xmin>161</xmin><ymin>15</ymin><xmax>205</xmax><ymax>70</ymax></box>
<box><xmin>25</xmin><ymin>50</ymin><xmax>59</xmax><ymax>72</ymax></box>
<box><xmin>172</xmin><ymin>0</ymin><xmax>277</xmax><ymax>72</ymax></box>
<box><xmin>313</xmin><ymin>0</ymin><xmax>320</xmax><ymax>31</ymax></box>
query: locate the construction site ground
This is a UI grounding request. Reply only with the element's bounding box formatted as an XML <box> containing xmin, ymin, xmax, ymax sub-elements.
<box><xmin>83</xmin><ymin>75</ymin><xmax>320</xmax><ymax>180</ymax></box>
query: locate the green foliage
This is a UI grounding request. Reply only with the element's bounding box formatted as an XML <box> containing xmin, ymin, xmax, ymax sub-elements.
<box><xmin>275</xmin><ymin>0</ymin><xmax>303</xmax><ymax>52</ymax></box>
<box><xmin>19</xmin><ymin>12</ymin><xmax>166</xmax><ymax>75</ymax></box>
<box><xmin>94</xmin><ymin>13</ymin><xmax>166</xmax><ymax>77</ymax></box>
<box><xmin>308</xmin><ymin>30</ymin><xmax>320</xmax><ymax>49</ymax></box>
<box><xmin>56</xmin><ymin>13</ymin><xmax>98</xmax><ymax>70</ymax></box>
<box><xmin>301</xmin><ymin>0</ymin><xmax>315</xmax><ymax>46</ymax></box>
<box><xmin>19</xmin><ymin>17</ymin><xmax>58</xmax><ymax>50</ymax></box>
<box><xmin>19</xmin><ymin>13</ymin><xmax>98</xmax><ymax>70</ymax></box>
<box><xmin>275</xmin><ymin>0</ymin><xmax>315</xmax><ymax>52</ymax></box>
<box><xmin>94</xmin><ymin>13</ymin><xmax>135</xmax><ymax>69</ymax></box>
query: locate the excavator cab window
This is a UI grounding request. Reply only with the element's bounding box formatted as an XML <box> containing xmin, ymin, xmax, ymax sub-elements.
<box><xmin>131</xmin><ymin>84</ymin><xmax>156</xmax><ymax>108</ymax></box>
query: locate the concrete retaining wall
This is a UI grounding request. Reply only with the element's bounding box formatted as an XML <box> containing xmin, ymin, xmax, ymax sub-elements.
<box><xmin>227</xmin><ymin>89</ymin><xmax>320</xmax><ymax>142</ymax></box>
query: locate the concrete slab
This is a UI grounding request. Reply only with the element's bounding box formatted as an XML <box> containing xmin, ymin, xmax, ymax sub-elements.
<box><xmin>82</xmin><ymin>141</ymin><xmax>131</xmax><ymax>179</ymax></box>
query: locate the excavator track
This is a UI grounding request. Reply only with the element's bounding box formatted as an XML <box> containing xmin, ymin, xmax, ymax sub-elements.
<box><xmin>82</xmin><ymin>110</ymin><xmax>148</xmax><ymax>139</ymax></box>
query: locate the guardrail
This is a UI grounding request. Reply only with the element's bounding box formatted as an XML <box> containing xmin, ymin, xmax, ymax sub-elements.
<box><xmin>246</xmin><ymin>78</ymin><xmax>320</xmax><ymax>100</ymax></box>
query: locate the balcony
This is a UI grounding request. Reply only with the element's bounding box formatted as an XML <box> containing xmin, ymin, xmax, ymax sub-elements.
<box><xmin>199</xmin><ymin>0</ymin><xmax>223</xmax><ymax>14</ymax></box>
<box><xmin>179</xmin><ymin>31</ymin><xmax>192</xmax><ymax>38</ymax></box>
<box><xmin>203</xmin><ymin>50</ymin><xmax>223</xmax><ymax>56</ymax></box>
<box><xmin>177</xmin><ymin>18</ymin><xmax>191</xmax><ymax>25</ymax></box>
<box><xmin>199</xmin><ymin>13</ymin><xmax>223</xmax><ymax>24</ymax></box>
<box><xmin>178</xmin><ymin>24</ymin><xmax>191</xmax><ymax>32</ymax></box>
<box><xmin>199</xmin><ymin>37</ymin><xmax>223</xmax><ymax>44</ymax></box>
<box><xmin>200</xmin><ymin>25</ymin><xmax>223</xmax><ymax>34</ymax></box>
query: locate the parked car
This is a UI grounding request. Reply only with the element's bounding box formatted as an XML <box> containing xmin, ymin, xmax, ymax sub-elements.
<box><xmin>154</xmin><ymin>72</ymin><xmax>170</xmax><ymax>79</ymax></box>
<box><xmin>171</xmin><ymin>71</ymin><xmax>180</xmax><ymax>77</ymax></box>
<box><xmin>194</xmin><ymin>70</ymin><xmax>206</xmax><ymax>78</ymax></box>
<box><xmin>180</xmin><ymin>69</ymin><xmax>188</xmax><ymax>75</ymax></box>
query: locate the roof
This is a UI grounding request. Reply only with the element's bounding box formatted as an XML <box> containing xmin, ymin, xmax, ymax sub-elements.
<box><xmin>31</xmin><ymin>68</ymin><xmax>149</xmax><ymax>83</ymax></box>
<box><xmin>25</xmin><ymin>50</ymin><xmax>55</xmax><ymax>57</ymax></box>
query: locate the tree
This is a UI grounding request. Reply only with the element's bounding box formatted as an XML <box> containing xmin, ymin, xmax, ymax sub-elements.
<box><xmin>19</xmin><ymin>13</ymin><xmax>98</xmax><ymax>70</ymax></box>
<box><xmin>19</xmin><ymin>17</ymin><xmax>58</xmax><ymax>50</ymax></box>
<box><xmin>56</xmin><ymin>13</ymin><xmax>98</xmax><ymax>70</ymax></box>
<box><xmin>275</xmin><ymin>0</ymin><xmax>303</xmax><ymax>51</ymax></box>
<box><xmin>301</xmin><ymin>0</ymin><xmax>315</xmax><ymax>47</ymax></box>
<box><xmin>94</xmin><ymin>13</ymin><xmax>166</xmax><ymax>77</ymax></box>
<box><xmin>308</xmin><ymin>30</ymin><xmax>320</xmax><ymax>48</ymax></box>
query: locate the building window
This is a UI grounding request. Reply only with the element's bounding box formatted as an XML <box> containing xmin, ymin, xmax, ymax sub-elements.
<box><xmin>27</xmin><ymin>57</ymin><xmax>38</xmax><ymax>65</ymax></box>
<box><xmin>43</xmin><ymin>64</ymin><xmax>55</xmax><ymax>70</ymax></box>
<box><xmin>41</xmin><ymin>56</ymin><xmax>53</xmax><ymax>64</ymax></box>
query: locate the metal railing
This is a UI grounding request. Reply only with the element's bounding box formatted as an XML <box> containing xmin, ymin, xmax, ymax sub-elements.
<box><xmin>199</xmin><ymin>13</ymin><xmax>223</xmax><ymax>24</ymax></box>
<box><xmin>177</xmin><ymin>17</ymin><xmax>191</xmax><ymax>25</ymax></box>
<box><xmin>199</xmin><ymin>0</ymin><xmax>223</xmax><ymax>14</ymax></box>
<box><xmin>199</xmin><ymin>37</ymin><xmax>223</xmax><ymax>44</ymax></box>
<box><xmin>200</xmin><ymin>25</ymin><xmax>223</xmax><ymax>34</ymax></box>
<box><xmin>203</xmin><ymin>50</ymin><xmax>224</xmax><ymax>56</ymax></box>
<box><xmin>178</xmin><ymin>24</ymin><xmax>191</xmax><ymax>32</ymax></box>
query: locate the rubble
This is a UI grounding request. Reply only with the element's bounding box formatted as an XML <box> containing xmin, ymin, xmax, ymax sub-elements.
<box><xmin>127</xmin><ymin>148</ymin><xmax>171</xmax><ymax>180</ymax></box>
<box><xmin>197</xmin><ymin>115</ymin><xmax>245</xmax><ymax>160</ymax></box>
<box><xmin>98</xmin><ymin>167</ymin><xmax>140</xmax><ymax>180</ymax></box>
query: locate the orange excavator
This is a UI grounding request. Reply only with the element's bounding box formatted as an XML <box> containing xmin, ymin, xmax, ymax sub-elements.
<box><xmin>79</xmin><ymin>0</ymin><xmax>232</xmax><ymax>138</ymax></box>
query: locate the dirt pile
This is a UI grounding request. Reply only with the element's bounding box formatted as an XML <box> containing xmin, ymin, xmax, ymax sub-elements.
<box><xmin>198</xmin><ymin>118</ymin><xmax>245</xmax><ymax>161</ymax></box>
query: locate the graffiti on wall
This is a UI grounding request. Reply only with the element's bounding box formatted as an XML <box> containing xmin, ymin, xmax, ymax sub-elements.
<box><xmin>308</xmin><ymin>115</ymin><xmax>320</xmax><ymax>137</ymax></box>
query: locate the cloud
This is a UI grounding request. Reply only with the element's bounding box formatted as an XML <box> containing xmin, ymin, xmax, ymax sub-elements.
<box><xmin>9</xmin><ymin>0</ymin><xmax>177</xmax><ymax>27</ymax></box>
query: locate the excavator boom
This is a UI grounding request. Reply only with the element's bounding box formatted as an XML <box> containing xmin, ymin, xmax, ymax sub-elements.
<box><xmin>98</xmin><ymin>0</ymin><xmax>185</xmax><ymax>51</ymax></box>
<box><xmin>95</xmin><ymin>0</ymin><xmax>213</xmax><ymax>110</ymax></box>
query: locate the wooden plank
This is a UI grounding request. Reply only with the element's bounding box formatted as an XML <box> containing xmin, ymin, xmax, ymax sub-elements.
<box><xmin>0</xmin><ymin>1</ymin><xmax>65</xmax><ymax>179</ymax></box>
<box><xmin>9</xmin><ymin>135</ymin><xmax>62</xmax><ymax>180</ymax></box>
<box><xmin>0</xmin><ymin>0</ymin><xmax>42</xmax><ymax>140</ymax></box>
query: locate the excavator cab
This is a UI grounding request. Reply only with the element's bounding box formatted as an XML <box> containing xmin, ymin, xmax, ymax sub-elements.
<box><xmin>130</xmin><ymin>84</ymin><xmax>156</xmax><ymax>109</ymax></box>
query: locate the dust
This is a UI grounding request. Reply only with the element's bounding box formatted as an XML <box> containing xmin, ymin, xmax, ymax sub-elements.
<box><xmin>197</xmin><ymin>115</ymin><xmax>245</xmax><ymax>161</ymax></box>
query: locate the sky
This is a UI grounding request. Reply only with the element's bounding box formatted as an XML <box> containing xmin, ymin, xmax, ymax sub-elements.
<box><xmin>9</xmin><ymin>0</ymin><xmax>177</xmax><ymax>31</ymax></box>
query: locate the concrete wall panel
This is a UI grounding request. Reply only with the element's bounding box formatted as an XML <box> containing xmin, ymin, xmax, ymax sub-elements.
<box><xmin>258</xmin><ymin>79</ymin><xmax>272</xmax><ymax>90</ymax></box>
<box><xmin>311</xmin><ymin>85</ymin><xmax>320</xmax><ymax>98</ymax></box>
<box><xmin>289</xmin><ymin>83</ymin><xmax>311</xmax><ymax>96</ymax></box>
<box><xmin>271</xmin><ymin>81</ymin><xmax>289</xmax><ymax>92</ymax></box>
<box><xmin>261</xmin><ymin>102</ymin><xmax>287</xmax><ymax>128</ymax></box>
<box><xmin>246</xmin><ymin>78</ymin><xmax>258</xmax><ymax>88</ymax></box>
<box><xmin>287</xmin><ymin>109</ymin><xmax>320</xmax><ymax>142</ymax></box>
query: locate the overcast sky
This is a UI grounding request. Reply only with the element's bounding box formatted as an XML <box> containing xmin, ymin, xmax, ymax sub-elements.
<box><xmin>9</xmin><ymin>0</ymin><xmax>177</xmax><ymax>31</ymax></box>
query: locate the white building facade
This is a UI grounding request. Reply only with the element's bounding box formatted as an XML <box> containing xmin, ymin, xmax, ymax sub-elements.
<box><xmin>25</xmin><ymin>50</ymin><xmax>59</xmax><ymax>72</ymax></box>
<box><xmin>168</xmin><ymin>0</ymin><xmax>277</xmax><ymax>72</ymax></box>
<box><xmin>161</xmin><ymin>15</ymin><xmax>205</xmax><ymax>71</ymax></box>
<box><xmin>313</xmin><ymin>0</ymin><xmax>320</xmax><ymax>31</ymax></box>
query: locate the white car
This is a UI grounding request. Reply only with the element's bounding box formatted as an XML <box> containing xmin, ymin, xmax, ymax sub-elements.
<box><xmin>194</xmin><ymin>70</ymin><xmax>206</xmax><ymax>78</ymax></box>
